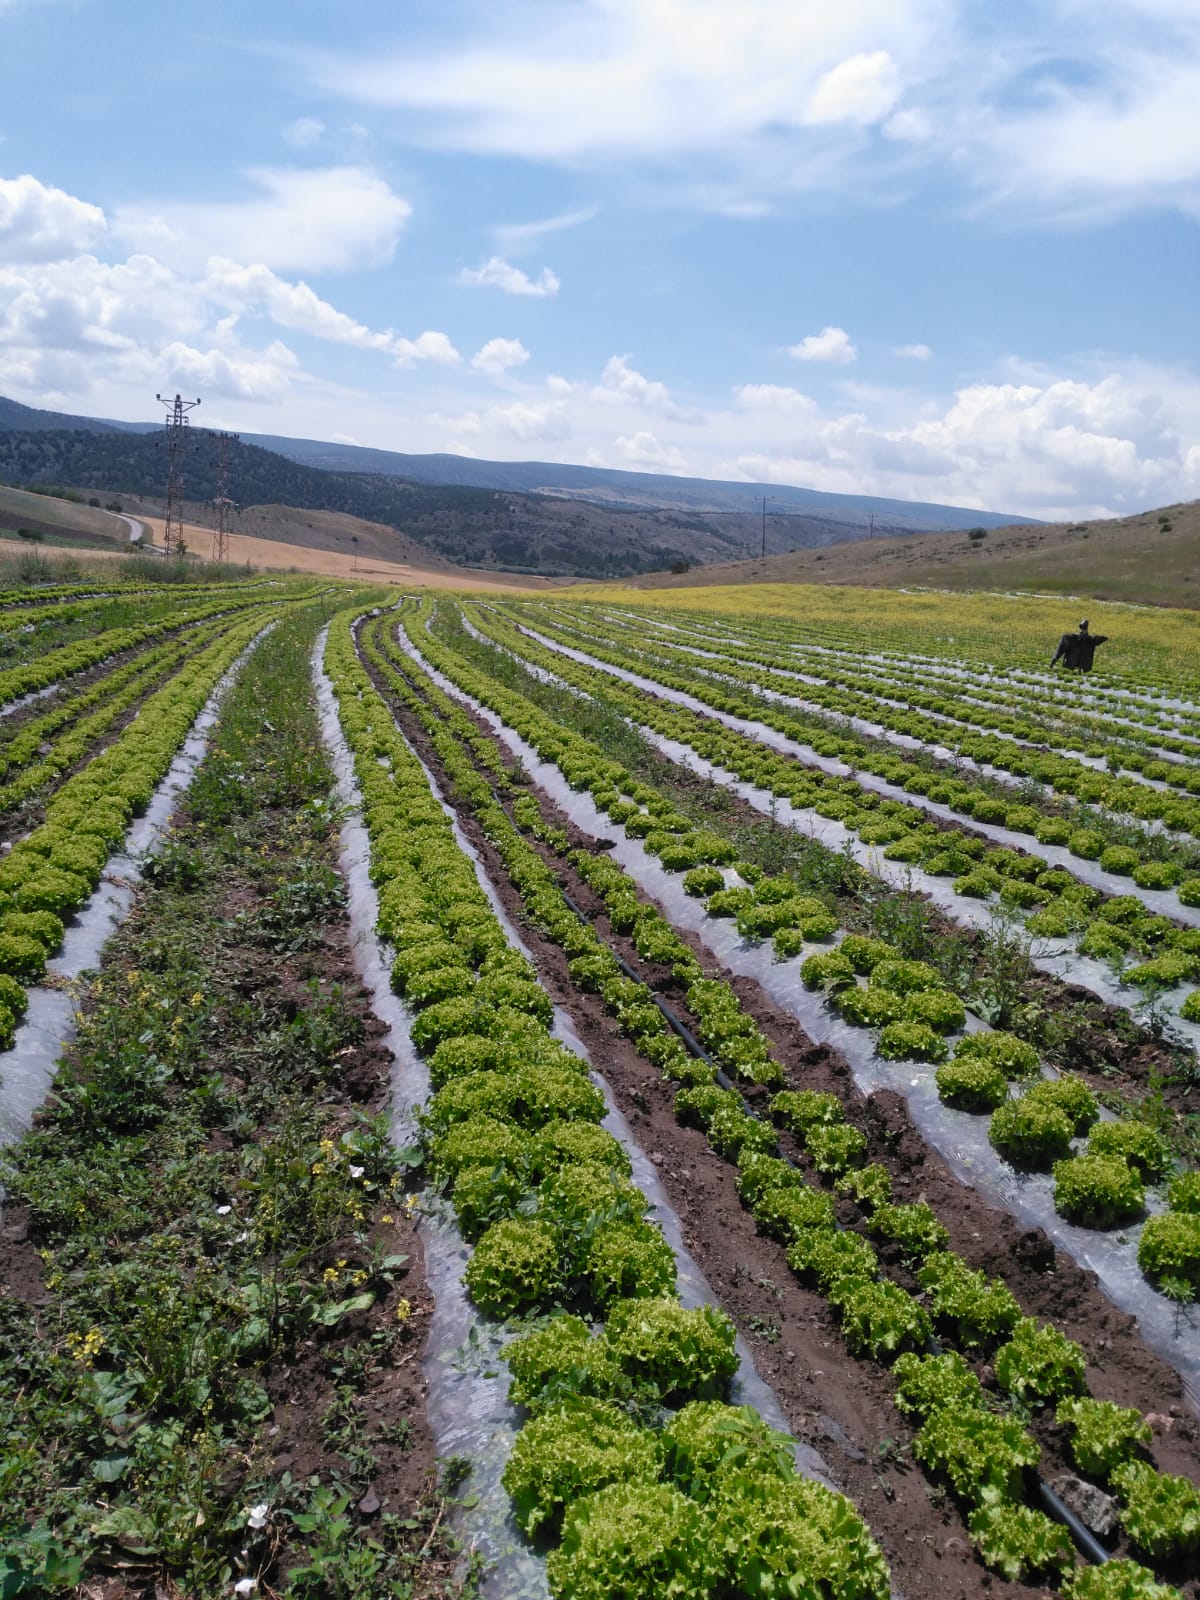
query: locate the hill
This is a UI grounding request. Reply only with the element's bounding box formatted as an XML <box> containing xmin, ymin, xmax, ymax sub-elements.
<box><xmin>621</xmin><ymin>499</ymin><xmax>1200</xmax><ymax>608</ymax></box>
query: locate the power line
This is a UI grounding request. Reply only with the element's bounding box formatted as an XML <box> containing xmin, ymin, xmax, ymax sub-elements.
<box><xmin>212</xmin><ymin>431</ymin><xmax>239</xmax><ymax>564</ymax></box>
<box><xmin>757</xmin><ymin>494</ymin><xmax>775</xmax><ymax>559</ymax></box>
<box><xmin>155</xmin><ymin>392</ymin><xmax>200</xmax><ymax>556</ymax></box>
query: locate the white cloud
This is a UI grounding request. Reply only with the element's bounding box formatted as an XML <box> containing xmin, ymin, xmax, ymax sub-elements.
<box><xmin>471</xmin><ymin>336</ymin><xmax>531</xmax><ymax>374</ymax></box>
<box><xmin>615</xmin><ymin>430</ymin><xmax>687</xmax><ymax>471</ymax></box>
<box><xmin>282</xmin><ymin>117</ymin><xmax>326</xmax><ymax>148</ymax></box>
<box><xmin>308</xmin><ymin>3</ymin><xmax>1200</xmax><ymax>220</ymax></box>
<box><xmin>458</xmin><ymin>255</ymin><xmax>560</xmax><ymax>297</ymax></box>
<box><xmin>805</xmin><ymin>51</ymin><xmax>901</xmax><ymax>127</ymax></box>
<box><xmin>432</xmin><ymin>398</ymin><xmax>569</xmax><ymax>443</ymax></box>
<box><xmin>493</xmin><ymin>205</ymin><xmax>599</xmax><ymax>256</ymax></box>
<box><xmin>114</xmin><ymin>166</ymin><xmax>412</xmax><ymax>273</ymax></box>
<box><xmin>0</xmin><ymin>174</ymin><xmax>107</xmax><ymax>263</ymax></box>
<box><xmin>788</xmin><ymin>326</ymin><xmax>857</xmax><ymax>364</ymax></box>
<box><xmin>894</xmin><ymin>342</ymin><xmax>933</xmax><ymax>360</ymax></box>
<box><xmin>156</xmin><ymin>338</ymin><xmax>299</xmax><ymax>403</ymax></box>
<box><xmin>392</xmin><ymin>330</ymin><xmax>460</xmax><ymax>367</ymax></box>
<box><xmin>734</xmin><ymin>383</ymin><xmax>817</xmax><ymax>411</ymax></box>
<box><xmin>595</xmin><ymin>353</ymin><xmax>674</xmax><ymax>410</ymax></box>
<box><xmin>203</xmin><ymin>258</ymin><xmax>395</xmax><ymax>350</ymax></box>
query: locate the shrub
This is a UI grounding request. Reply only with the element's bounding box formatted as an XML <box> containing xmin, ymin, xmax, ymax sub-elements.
<box><xmin>1111</xmin><ymin>1461</ymin><xmax>1200</xmax><ymax>1561</ymax></box>
<box><xmin>502</xmin><ymin>1399</ymin><xmax>659</xmax><ymax>1537</ymax></box>
<box><xmin>994</xmin><ymin>1317</ymin><xmax>1087</xmax><ymax>1406</ymax></box>
<box><xmin>602</xmin><ymin>1298</ymin><xmax>739</xmax><ymax>1404</ymax></box>
<box><xmin>1137</xmin><ymin>1212</ymin><xmax>1200</xmax><ymax>1300</ymax></box>
<box><xmin>1054</xmin><ymin>1154</ymin><xmax>1145</xmax><ymax>1229</ymax></box>
<box><xmin>1056</xmin><ymin>1397</ymin><xmax>1151</xmax><ymax>1481</ymax></box>
<box><xmin>989</xmin><ymin>1096</ymin><xmax>1074</xmax><ymax>1170</ymax></box>
<box><xmin>936</xmin><ymin>1057</ymin><xmax>1009</xmax><ymax>1113</ymax></box>
<box><xmin>1086</xmin><ymin>1120</ymin><xmax>1173</xmax><ymax>1181</ymax></box>
<box><xmin>547</xmin><ymin>1481</ymin><xmax>717</xmax><ymax>1599</ymax></box>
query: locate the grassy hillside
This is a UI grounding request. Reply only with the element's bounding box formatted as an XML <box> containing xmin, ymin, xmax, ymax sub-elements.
<box><xmin>617</xmin><ymin>499</ymin><xmax>1200</xmax><ymax>608</ymax></box>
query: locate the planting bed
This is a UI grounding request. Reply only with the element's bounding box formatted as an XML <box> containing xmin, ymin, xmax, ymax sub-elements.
<box><xmin>5</xmin><ymin>574</ymin><xmax>1200</xmax><ymax>1599</ymax></box>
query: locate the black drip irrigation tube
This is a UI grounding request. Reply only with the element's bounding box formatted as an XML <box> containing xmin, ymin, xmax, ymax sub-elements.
<box><xmin>556</xmin><ymin>886</ymin><xmax>1109</xmax><ymax>1570</ymax></box>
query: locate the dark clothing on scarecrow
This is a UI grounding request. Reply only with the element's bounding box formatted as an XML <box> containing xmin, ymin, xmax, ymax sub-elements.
<box><xmin>1050</xmin><ymin>619</ymin><xmax>1108</xmax><ymax>672</ymax></box>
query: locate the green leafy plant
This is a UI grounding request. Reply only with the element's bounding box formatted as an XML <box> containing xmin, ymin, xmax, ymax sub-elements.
<box><xmin>1111</xmin><ymin>1461</ymin><xmax>1200</xmax><ymax>1560</ymax></box>
<box><xmin>601</xmin><ymin>1298</ymin><xmax>739</xmax><ymax>1404</ymax></box>
<box><xmin>935</xmin><ymin>1056</ymin><xmax>1009</xmax><ymax>1112</ymax></box>
<box><xmin>913</xmin><ymin>1406</ymin><xmax>1039</xmax><ymax>1504</ymax></box>
<box><xmin>993</xmin><ymin>1317</ymin><xmax>1087</xmax><ymax>1406</ymax></box>
<box><xmin>967</xmin><ymin>1500</ymin><xmax>1072</xmax><ymax>1582</ymax></box>
<box><xmin>1138</xmin><ymin>1211</ymin><xmax>1200</xmax><ymax>1301</ymax></box>
<box><xmin>916</xmin><ymin>1253</ymin><xmax>1020</xmax><ymax>1350</ymax></box>
<box><xmin>1053</xmin><ymin>1154</ymin><xmax>1145</xmax><ymax>1229</ymax></box>
<box><xmin>892</xmin><ymin>1351</ymin><xmax>986</xmax><ymax>1421</ymax></box>
<box><xmin>502</xmin><ymin>1398</ymin><xmax>659</xmax><ymax>1537</ymax></box>
<box><xmin>1086</xmin><ymin>1120</ymin><xmax>1173</xmax><ymax>1182</ymax></box>
<box><xmin>1061</xmin><ymin>1557</ymin><xmax>1185</xmax><ymax>1599</ymax></box>
<box><xmin>828</xmin><ymin>1276</ymin><xmax>932</xmax><ymax>1362</ymax></box>
<box><xmin>547</xmin><ymin>1481</ymin><xmax>718</xmax><ymax>1599</ymax></box>
<box><xmin>1056</xmin><ymin>1397</ymin><xmax>1152</xmax><ymax>1481</ymax></box>
<box><xmin>989</xmin><ymin>1095</ymin><xmax>1075</xmax><ymax>1170</ymax></box>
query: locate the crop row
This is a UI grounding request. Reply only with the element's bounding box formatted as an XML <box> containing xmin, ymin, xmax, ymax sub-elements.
<box><xmin>0</xmin><ymin>608</ymin><xmax>281</xmax><ymax>1038</ymax></box>
<box><xmin>462</xmin><ymin>606</ymin><xmax>1200</xmax><ymax>1026</ymax></box>
<box><xmin>555</xmin><ymin>604</ymin><xmax>1200</xmax><ymax>798</ymax></box>
<box><xmin>363</xmin><ymin>608</ymin><xmax>1197</xmax><ymax>1597</ymax></box>
<box><xmin>326</xmin><ymin>608</ymin><xmax>894</xmax><ymax>1599</ymax></box>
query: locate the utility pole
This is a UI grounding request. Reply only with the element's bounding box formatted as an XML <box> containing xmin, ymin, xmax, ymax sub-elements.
<box><xmin>868</xmin><ymin>512</ymin><xmax>876</xmax><ymax>538</ymax></box>
<box><xmin>757</xmin><ymin>494</ymin><xmax>775</xmax><ymax>559</ymax></box>
<box><xmin>212</xmin><ymin>431</ymin><xmax>238</xmax><ymax>563</ymax></box>
<box><xmin>156</xmin><ymin>392</ymin><xmax>200</xmax><ymax>555</ymax></box>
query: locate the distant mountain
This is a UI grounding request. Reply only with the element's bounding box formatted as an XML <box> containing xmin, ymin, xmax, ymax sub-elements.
<box><xmin>243</xmin><ymin>432</ymin><xmax>1029</xmax><ymax>532</ymax></box>
<box><xmin>0</xmin><ymin>394</ymin><xmax>1037</xmax><ymax>575</ymax></box>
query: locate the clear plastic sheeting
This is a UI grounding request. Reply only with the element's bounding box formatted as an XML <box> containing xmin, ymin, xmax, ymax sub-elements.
<box><xmin>510</xmin><ymin>621</ymin><xmax>1200</xmax><ymax>930</ymax></box>
<box><xmin>0</xmin><ymin>682</ymin><xmax>60</xmax><ymax>721</ymax></box>
<box><xmin>398</xmin><ymin>630</ymin><xmax>1200</xmax><ymax>1410</ymax></box>
<box><xmin>0</xmin><ymin>625</ymin><xmax>274</xmax><ymax>1157</ymax></box>
<box><xmin>315</xmin><ymin>629</ymin><xmax>837</xmax><ymax>1600</ymax></box>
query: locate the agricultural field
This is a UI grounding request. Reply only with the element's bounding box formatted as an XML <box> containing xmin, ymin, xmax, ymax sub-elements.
<box><xmin>3</xmin><ymin>574</ymin><xmax>1200</xmax><ymax>1600</ymax></box>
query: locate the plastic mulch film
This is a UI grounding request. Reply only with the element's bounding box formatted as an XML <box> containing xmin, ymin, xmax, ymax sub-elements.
<box><xmin>457</xmin><ymin>619</ymin><xmax>1200</xmax><ymax>1057</ymax></box>
<box><xmin>0</xmin><ymin>683</ymin><xmax>60</xmax><ymax>722</ymax></box>
<box><xmin>0</xmin><ymin>623</ymin><xmax>275</xmax><ymax>1156</ymax></box>
<box><xmin>314</xmin><ymin>629</ymin><xmax>837</xmax><ymax>1600</ymax></box>
<box><xmin>399</xmin><ymin>629</ymin><xmax>1200</xmax><ymax>1414</ymax></box>
<box><xmin>512</xmin><ymin>621</ymin><xmax>1200</xmax><ymax>930</ymax></box>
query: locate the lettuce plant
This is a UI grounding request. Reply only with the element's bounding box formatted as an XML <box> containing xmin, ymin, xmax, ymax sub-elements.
<box><xmin>505</xmin><ymin>1315</ymin><xmax>624</xmax><ymax>1412</ymax></box>
<box><xmin>787</xmin><ymin>1228</ymin><xmax>879</xmax><ymax>1292</ymax></box>
<box><xmin>892</xmin><ymin>1351</ymin><xmax>985</xmax><ymax>1422</ymax></box>
<box><xmin>1086</xmin><ymin>1121</ymin><xmax>1173</xmax><ymax>1182</ymax></box>
<box><xmin>993</xmin><ymin>1317</ymin><xmax>1087</xmax><ymax>1406</ymax></box>
<box><xmin>547</xmin><ymin>1481</ymin><xmax>718</xmax><ymax>1600</ymax></box>
<box><xmin>952</xmin><ymin>1030</ymin><xmax>1041</xmax><ymax>1079</ymax></box>
<box><xmin>917</xmin><ymin>1252</ymin><xmax>1020</xmax><ymax>1350</ymax></box>
<box><xmin>836</xmin><ymin>1163</ymin><xmax>892</xmax><ymax>1212</ymax></box>
<box><xmin>1138</xmin><ymin>1212</ymin><xmax>1200</xmax><ymax>1300</ymax></box>
<box><xmin>836</xmin><ymin>985</ymin><xmax>905</xmax><ymax>1028</ymax></box>
<box><xmin>1056</xmin><ymin>1397</ymin><xmax>1151</xmax><ymax>1481</ymax></box>
<box><xmin>751</xmin><ymin>1183</ymin><xmax>836</xmax><ymax>1243</ymax></box>
<box><xmin>806</xmin><ymin>1123</ymin><xmax>868</xmax><ymax>1176</ymax></box>
<box><xmin>1061</xmin><ymin>1558</ymin><xmax>1185</xmax><ymax>1600</ymax></box>
<box><xmin>876</xmin><ymin>1020</ymin><xmax>949</xmax><ymax>1063</ymax></box>
<box><xmin>770</xmin><ymin>1089</ymin><xmax>842</xmax><ymax>1134</ymax></box>
<box><xmin>829</xmin><ymin>1276</ymin><xmax>932</xmax><ymax>1362</ymax></box>
<box><xmin>502</xmin><ymin>1398</ymin><xmax>659</xmax><ymax>1537</ymax></box>
<box><xmin>935</xmin><ymin>1057</ymin><xmax>1009</xmax><ymax>1112</ymax></box>
<box><xmin>913</xmin><ymin>1406</ymin><xmax>1039</xmax><ymax>1503</ymax></box>
<box><xmin>661</xmin><ymin>1400</ymin><xmax>794</xmax><ymax>1501</ymax></box>
<box><xmin>1053</xmin><ymin>1154</ymin><xmax>1145</xmax><ymax>1229</ymax></box>
<box><xmin>709</xmin><ymin>1475</ymin><xmax>891</xmax><ymax>1600</ymax></box>
<box><xmin>1111</xmin><ymin>1461</ymin><xmax>1200</xmax><ymax>1561</ymax></box>
<box><xmin>1023</xmin><ymin>1074</ymin><xmax>1099</xmax><ymax>1134</ymax></box>
<box><xmin>967</xmin><ymin>1500</ymin><xmax>1072</xmax><ymax>1582</ymax></box>
<box><xmin>869</xmin><ymin>1203</ymin><xmax>949</xmax><ymax>1263</ymax></box>
<box><xmin>602</xmin><ymin>1298</ymin><xmax>739</xmax><ymax>1405</ymax></box>
<box><xmin>989</xmin><ymin>1095</ymin><xmax>1074</xmax><ymax>1170</ymax></box>
<box><xmin>1167</xmin><ymin>1171</ymin><xmax>1200</xmax><ymax>1213</ymax></box>
<box><xmin>463</xmin><ymin>1217</ymin><xmax>562</xmax><ymax>1318</ymax></box>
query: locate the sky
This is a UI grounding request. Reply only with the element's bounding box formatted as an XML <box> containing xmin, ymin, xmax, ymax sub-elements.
<box><xmin>1</xmin><ymin>0</ymin><xmax>1199</xmax><ymax>520</ymax></box>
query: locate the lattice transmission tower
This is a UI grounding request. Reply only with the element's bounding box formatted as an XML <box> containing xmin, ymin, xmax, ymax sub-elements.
<box><xmin>212</xmin><ymin>431</ymin><xmax>239</xmax><ymax>564</ymax></box>
<box><xmin>156</xmin><ymin>391</ymin><xmax>201</xmax><ymax>555</ymax></box>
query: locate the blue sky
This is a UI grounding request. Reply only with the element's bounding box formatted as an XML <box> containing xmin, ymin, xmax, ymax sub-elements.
<box><xmin>1</xmin><ymin>0</ymin><xmax>1198</xmax><ymax>519</ymax></box>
